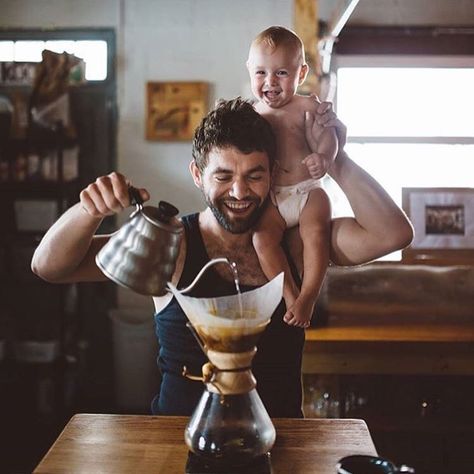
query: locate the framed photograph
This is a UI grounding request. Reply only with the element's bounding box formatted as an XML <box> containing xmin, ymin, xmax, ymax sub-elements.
<box><xmin>146</xmin><ymin>81</ymin><xmax>208</xmax><ymax>141</ymax></box>
<box><xmin>0</xmin><ymin>62</ymin><xmax>36</xmax><ymax>85</ymax></box>
<box><xmin>402</xmin><ymin>187</ymin><xmax>474</xmax><ymax>264</ymax></box>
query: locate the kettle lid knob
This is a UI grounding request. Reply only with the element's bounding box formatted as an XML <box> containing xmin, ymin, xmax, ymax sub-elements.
<box><xmin>157</xmin><ymin>201</ymin><xmax>179</xmax><ymax>222</ymax></box>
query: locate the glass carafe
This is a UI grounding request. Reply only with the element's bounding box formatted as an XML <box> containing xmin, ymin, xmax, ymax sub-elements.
<box><xmin>185</xmin><ymin>388</ymin><xmax>275</xmax><ymax>466</ymax></box>
<box><xmin>169</xmin><ymin>268</ymin><xmax>283</xmax><ymax>468</ymax></box>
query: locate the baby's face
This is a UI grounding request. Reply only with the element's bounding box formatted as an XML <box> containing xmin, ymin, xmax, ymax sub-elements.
<box><xmin>247</xmin><ymin>43</ymin><xmax>307</xmax><ymax>109</ymax></box>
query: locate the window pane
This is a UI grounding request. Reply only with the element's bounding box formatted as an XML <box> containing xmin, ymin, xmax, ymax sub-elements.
<box><xmin>0</xmin><ymin>41</ymin><xmax>14</xmax><ymax>61</ymax></box>
<box><xmin>74</xmin><ymin>40</ymin><xmax>107</xmax><ymax>80</ymax></box>
<box><xmin>337</xmin><ymin>68</ymin><xmax>474</xmax><ymax>137</ymax></box>
<box><xmin>326</xmin><ymin>143</ymin><xmax>474</xmax><ymax>261</ymax></box>
<box><xmin>1</xmin><ymin>39</ymin><xmax>107</xmax><ymax>81</ymax></box>
<box><xmin>14</xmin><ymin>41</ymin><xmax>45</xmax><ymax>62</ymax></box>
<box><xmin>45</xmin><ymin>40</ymin><xmax>76</xmax><ymax>55</ymax></box>
<box><xmin>346</xmin><ymin>143</ymin><xmax>474</xmax><ymax>205</ymax></box>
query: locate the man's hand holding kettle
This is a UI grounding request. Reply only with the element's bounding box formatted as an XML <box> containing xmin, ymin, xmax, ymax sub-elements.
<box><xmin>79</xmin><ymin>172</ymin><xmax>150</xmax><ymax>218</ymax></box>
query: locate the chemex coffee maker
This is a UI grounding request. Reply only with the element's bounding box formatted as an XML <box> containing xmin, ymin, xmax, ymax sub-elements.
<box><xmin>169</xmin><ymin>269</ymin><xmax>283</xmax><ymax>472</ymax></box>
<box><xmin>95</xmin><ymin>194</ymin><xmax>282</xmax><ymax>472</ymax></box>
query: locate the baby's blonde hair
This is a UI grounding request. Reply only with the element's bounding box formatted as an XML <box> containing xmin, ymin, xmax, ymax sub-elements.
<box><xmin>252</xmin><ymin>26</ymin><xmax>306</xmax><ymax>64</ymax></box>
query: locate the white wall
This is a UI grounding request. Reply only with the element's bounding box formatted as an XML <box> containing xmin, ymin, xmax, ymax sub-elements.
<box><xmin>0</xmin><ymin>0</ymin><xmax>291</xmax><ymax>214</ymax></box>
<box><xmin>3</xmin><ymin>0</ymin><xmax>473</xmax><ymax>211</ymax></box>
<box><xmin>0</xmin><ymin>0</ymin><xmax>120</xmax><ymax>28</ymax></box>
<box><xmin>2</xmin><ymin>0</ymin><xmax>473</xmax><ymax>307</ymax></box>
<box><xmin>118</xmin><ymin>0</ymin><xmax>292</xmax><ymax>216</ymax></box>
<box><xmin>0</xmin><ymin>0</ymin><xmax>292</xmax><ymax>306</ymax></box>
<box><xmin>118</xmin><ymin>0</ymin><xmax>292</xmax><ymax>307</ymax></box>
<box><xmin>4</xmin><ymin>0</ymin><xmax>473</xmax><ymax>215</ymax></box>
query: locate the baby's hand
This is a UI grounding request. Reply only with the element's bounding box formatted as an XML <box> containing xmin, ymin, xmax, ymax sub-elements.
<box><xmin>302</xmin><ymin>152</ymin><xmax>331</xmax><ymax>179</ymax></box>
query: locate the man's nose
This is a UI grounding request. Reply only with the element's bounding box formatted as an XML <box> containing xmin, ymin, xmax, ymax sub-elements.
<box><xmin>229</xmin><ymin>178</ymin><xmax>249</xmax><ymax>200</ymax></box>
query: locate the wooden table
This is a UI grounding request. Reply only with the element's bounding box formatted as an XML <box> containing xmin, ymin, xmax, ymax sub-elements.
<box><xmin>34</xmin><ymin>414</ymin><xmax>377</xmax><ymax>473</ymax></box>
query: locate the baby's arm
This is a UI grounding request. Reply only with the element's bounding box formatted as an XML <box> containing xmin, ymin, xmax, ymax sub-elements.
<box><xmin>299</xmin><ymin>98</ymin><xmax>338</xmax><ymax>179</ymax></box>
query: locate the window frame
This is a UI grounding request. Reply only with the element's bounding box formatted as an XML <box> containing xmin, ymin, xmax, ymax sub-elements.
<box><xmin>331</xmin><ymin>28</ymin><xmax>474</xmax><ymax>263</ymax></box>
<box><xmin>0</xmin><ymin>28</ymin><xmax>116</xmax><ymax>84</ymax></box>
<box><xmin>334</xmin><ymin>54</ymin><xmax>474</xmax><ymax>147</ymax></box>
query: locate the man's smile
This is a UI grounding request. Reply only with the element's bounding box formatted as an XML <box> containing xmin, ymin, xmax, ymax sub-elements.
<box><xmin>224</xmin><ymin>200</ymin><xmax>254</xmax><ymax>213</ymax></box>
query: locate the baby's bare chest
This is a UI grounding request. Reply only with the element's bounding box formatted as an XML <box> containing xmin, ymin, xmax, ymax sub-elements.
<box><xmin>265</xmin><ymin>111</ymin><xmax>308</xmax><ymax>154</ymax></box>
<box><xmin>265</xmin><ymin>109</ymin><xmax>303</xmax><ymax>135</ymax></box>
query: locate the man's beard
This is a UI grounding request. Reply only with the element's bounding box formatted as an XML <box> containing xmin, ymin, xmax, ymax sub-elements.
<box><xmin>204</xmin><ymin>193</ymin><xmax>269</xmax><ymax>234</ymax></box>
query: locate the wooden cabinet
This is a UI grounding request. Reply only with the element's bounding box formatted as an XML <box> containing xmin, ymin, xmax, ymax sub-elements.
<box><xmin>0</xmin><ymin>84</ymin><xmax>117</xmax><ymax>473</ymax></box>
<box><xmin>0</xmin><ymin>125</ymin><xmax>82</xmax><ymax>473</ymax></box>
<box><xmin>302</xmin><ymin>323</ymin><xmax>474</xmax><ymax>474</ymax></box>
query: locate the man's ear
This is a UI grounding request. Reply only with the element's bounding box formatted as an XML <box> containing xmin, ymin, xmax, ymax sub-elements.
<box><xmin>189</xmin><ymin>161</ymin><xmax>202</xmax><ymax>188</ymax></box>
<box><xmin>299</xmin><ymin>64</ymin><xmax>309</xmax><ymax>85</ymax></box>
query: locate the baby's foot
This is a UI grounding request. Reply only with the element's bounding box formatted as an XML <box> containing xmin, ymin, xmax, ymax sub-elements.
<box><xmin>283</xmin><ymin>295</ymin><xmax>315</xmax><ymax>328</ymax></box>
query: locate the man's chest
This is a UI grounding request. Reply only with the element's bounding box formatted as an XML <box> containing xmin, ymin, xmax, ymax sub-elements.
<box><xmin>204</xmin><ymin>239</ymin><xmax>267</xmax><ymax>287</ymax></box>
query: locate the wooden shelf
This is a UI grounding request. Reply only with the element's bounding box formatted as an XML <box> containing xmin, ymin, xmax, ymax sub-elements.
<box><xmin>4</xmin><ymin>135</ymin><xmax>77</xmax><ymax>149</ymax></box>
<box><xmin>0</xmin><ymin>179</ymin><xmax>80</xmax><ymax>194</ymax></box>
<box><xmin>303</xmin><ymin>322</ymin><xmax>474</xmax><ymax>375</ymax></box>
<box><xmin>306</xmin><ymin>322</ymin><xmax>474</xmax><ymax>343</ymax></box>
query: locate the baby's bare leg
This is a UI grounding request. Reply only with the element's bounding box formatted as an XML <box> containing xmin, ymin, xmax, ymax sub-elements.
<box><xmin>284</xmin><ymin>188</ymin><xmax>330</xmax><ymax>328</ymax></box>
<box><xmin>252</xmin><ymin>202</ymin><xmax>299</xmax><ymax>309</ymax></box>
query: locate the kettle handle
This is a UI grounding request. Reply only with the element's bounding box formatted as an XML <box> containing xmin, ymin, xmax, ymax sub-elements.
<box><xmin>129</xmin><ymin>186</ymin><xmax>144</xmax><ymax>210</ymax></box>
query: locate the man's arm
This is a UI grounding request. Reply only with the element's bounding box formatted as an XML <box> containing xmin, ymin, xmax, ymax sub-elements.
<box><xmin>31</xmin><ymin>172</ymin><xmax>149</xmax><ymax>283</ymax></box>
<box><xmin>304</xmin><ymin>106</ymin><xmax>414</xmax><ymax>266</ymax></box>
<box><xmin>328</xmin><ymin>149</ymin><xmax>413</xmax><ymax>266</ymax></box>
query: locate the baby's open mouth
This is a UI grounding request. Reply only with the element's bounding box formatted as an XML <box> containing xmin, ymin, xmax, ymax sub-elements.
<box><xmin>264</xmin><ymin>90</ymin><xmax>281</xmax><ymax>100</ymax></box>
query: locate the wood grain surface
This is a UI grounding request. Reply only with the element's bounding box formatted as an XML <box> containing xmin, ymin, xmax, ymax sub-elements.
<box><xmin>34</xmin><ymin>414</ymin><xmax>377</xmax><ymax>473</ymax></box>
<box><xmin>306</xmin><ymin>323</ymin><xmax>474</xmax><ymax>342</ymax></box>
<box><xmin>303</xmin><ymin>323</ymin><xmax>474</xmax><ymax>376</ymax></box>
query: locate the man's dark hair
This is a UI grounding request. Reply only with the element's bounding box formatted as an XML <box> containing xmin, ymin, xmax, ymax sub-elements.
<box><xmin>192</xmin><ymin>97</ymin><xmax>276</xmax><ymax>173</ymax></box>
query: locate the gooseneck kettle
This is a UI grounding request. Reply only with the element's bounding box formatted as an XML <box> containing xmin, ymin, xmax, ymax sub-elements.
<box><xmin>96</xmin><ymin>187</ymin><xmax>184</xmax><ymax>296</ymax></box>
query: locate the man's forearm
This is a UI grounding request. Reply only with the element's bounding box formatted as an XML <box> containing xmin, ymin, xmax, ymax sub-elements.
<box><xmin>31</xmin><ymin>202</ymin><xmax>108</xmax><ymax>282</ymax></box>
<box><xmin>328</xmin><ymin>150</ymin><xmax>414</xmax><ymax>266</ymax></box>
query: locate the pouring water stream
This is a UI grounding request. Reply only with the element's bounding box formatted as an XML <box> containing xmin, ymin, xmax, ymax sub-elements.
<box><xmin>178</xmin><ymin>257</ymin><xmax>244</xmax><ymax>318</ymax></box>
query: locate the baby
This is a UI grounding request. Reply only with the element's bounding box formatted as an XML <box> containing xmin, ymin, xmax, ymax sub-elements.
<box><xmin>247</xmin><ymin>26</ymin><xmax>338</xmax><ymax>328</ymax></box>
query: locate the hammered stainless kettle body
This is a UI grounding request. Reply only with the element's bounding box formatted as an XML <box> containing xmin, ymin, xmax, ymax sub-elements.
<box><xmin>96</xmin><ymin>188</ymin><xmax>183</xmax><ymax>296</ymax></box>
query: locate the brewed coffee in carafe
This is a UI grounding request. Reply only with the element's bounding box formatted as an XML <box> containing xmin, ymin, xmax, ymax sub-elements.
<box><xmin>169</xmin><ymin>266</ymin><xmax>283</xmax><ymax>468</ymax></box>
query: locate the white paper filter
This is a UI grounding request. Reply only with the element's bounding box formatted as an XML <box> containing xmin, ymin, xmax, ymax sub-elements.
<box><xmin>168</xmin><ymin>272</ymin><xmax>283</xmax><ymax>328</ymax></box>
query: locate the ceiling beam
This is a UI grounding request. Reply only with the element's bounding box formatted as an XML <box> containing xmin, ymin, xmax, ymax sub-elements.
<box><xmin>294</xmin><ymin>0</ymin><xmax>360</xmax><ymax>99</ymax></box>
<box><xmin>328</xmin><ymin>0</ymin><xmax>360</xmax><ymax>38</ymax></box>
<box><xmin>294</xmin><ymin>0</ymin><xmax>320</xmax><ymax>94</ymax></box>
<box><xmin>320</xmin><ymin>0</ymin><xmax>360</xmax><ymax>74</ymax></box>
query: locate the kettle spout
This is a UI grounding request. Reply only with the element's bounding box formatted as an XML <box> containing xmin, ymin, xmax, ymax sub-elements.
<box><xmin>175</xmin><ymin>258</ymin><xmax>231</xmax><ymax>294</ymax></box>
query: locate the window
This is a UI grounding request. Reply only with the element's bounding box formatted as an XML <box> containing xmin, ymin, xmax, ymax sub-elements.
<box><xmin>329</xmin><ymin>55</ymin><xmax>474</xmax><ymax>260</ymax></box>
<box><xmin>0</xmin><ymin>39</ymin><xmax>108</xmax><ymax>81</ymax></box>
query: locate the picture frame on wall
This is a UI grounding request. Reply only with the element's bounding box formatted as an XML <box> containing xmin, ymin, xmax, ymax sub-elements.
<box><xmin>146</xmin><ymin>81</ymin><xmax>209</xmax><ymax>141</ymax></box>
<box><xmin>402</xmin><ymin>187</ymin><xmax>474</xmax><ymax>264</ymax></box>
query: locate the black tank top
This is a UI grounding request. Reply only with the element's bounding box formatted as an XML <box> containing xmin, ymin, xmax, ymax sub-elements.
<box><xmin>154</xmin><ymin>213</ymin><xmax>305</xmax><ymax>417</ymax></box>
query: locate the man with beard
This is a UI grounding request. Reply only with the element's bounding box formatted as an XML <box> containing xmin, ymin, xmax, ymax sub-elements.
<box><xmin>32</xmin><ymin>98</ymin><xmax>413</xmax><ymax>417</ymax></box>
